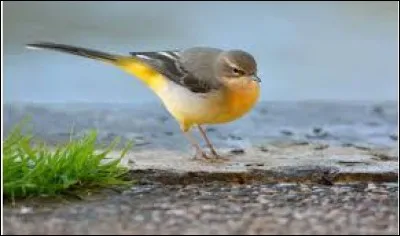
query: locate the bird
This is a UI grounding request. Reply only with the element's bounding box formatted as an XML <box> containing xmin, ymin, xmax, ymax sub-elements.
<box><xmin>25</xmin><ymin>42</ymin><xmax>261</xmax><ymax>161</ymax></box>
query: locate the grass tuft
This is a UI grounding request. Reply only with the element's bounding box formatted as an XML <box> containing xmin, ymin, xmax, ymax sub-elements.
<box><xmin>3</xmin><ymin>121</ymin><xmax>134</xmax><ymax>201</ymax></box>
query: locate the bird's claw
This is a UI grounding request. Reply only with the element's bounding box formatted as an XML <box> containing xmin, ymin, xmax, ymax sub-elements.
<box><xmin>210</xmin><ymin>149</ymin><xmax>230</xmax><ymax>161</ymax></box>
<box><xmin>192</xmin><ymin>150</ymin><xmax>230</xmax><ymax>163</ymax></box>
<box><xmin>192</xmin><ymin>151</ymin><xmax>210</xmax><ymax>161</ymax></box>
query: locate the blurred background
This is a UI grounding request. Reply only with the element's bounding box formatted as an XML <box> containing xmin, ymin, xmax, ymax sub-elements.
<box><xmin>4</xmin><ymin>1</ymin><xmax>398</xmax><ymax>104</ymax></box>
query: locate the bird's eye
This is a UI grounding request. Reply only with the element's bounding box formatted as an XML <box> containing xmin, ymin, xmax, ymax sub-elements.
<box><xmin>232</xmin><ymin>68</ymin><xmax>244</xmax><ymax>75</ymax></box>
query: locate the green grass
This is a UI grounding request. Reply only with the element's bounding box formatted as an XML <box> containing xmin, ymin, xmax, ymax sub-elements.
<box><xmin>3</xmin><ymin>121</ymin><xmax>134</xmax><ymax>201</ymax></box>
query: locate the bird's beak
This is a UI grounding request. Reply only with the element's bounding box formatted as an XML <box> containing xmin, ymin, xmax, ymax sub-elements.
<box><xmin>253</xmin><ymin>74</ymin><xmax>261</xmax><ymax>83</ymax></box>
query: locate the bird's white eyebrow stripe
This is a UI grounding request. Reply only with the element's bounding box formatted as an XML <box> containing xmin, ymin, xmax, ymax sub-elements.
<box><xmin>223</xmin><ymin>56</ymin><xmax>239</xmax><ymax>69</ymax></box>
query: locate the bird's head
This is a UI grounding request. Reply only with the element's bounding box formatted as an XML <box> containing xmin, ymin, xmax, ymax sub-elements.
<box><xmin>215</xmin><ymin>50</ymin><xmax>261</xmax><ymax>87</ymax></box>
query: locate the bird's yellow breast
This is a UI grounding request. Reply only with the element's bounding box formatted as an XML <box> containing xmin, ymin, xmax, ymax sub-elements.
<box><xmin>171</xmin><ymin>78</ymin><xmax>261</xmax><ymax>131</ymax></box>
<box><xmin>211</xmin><ymin>78</ymin><xmax>260</xmax><ymax>124</ymax></box>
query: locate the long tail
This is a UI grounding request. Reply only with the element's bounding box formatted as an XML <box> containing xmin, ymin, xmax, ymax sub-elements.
<box><xmin>26</xmin><ymin>42</ymin><xmax>120</xmax><ymax>64</ymax></box>
<box><xmin>25</xmin><ymin>42</ymin><xmax>167</xmax><ymax>92</ymax></box>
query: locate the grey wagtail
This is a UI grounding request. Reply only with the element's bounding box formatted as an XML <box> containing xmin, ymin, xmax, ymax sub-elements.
<box><xmin>26</xmin><ymin>42</ymin><xmax>261</xmax><ymax>161</ymax></box>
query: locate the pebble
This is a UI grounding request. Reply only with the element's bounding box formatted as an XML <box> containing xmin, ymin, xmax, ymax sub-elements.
<box><xmin>366</xmin><ymin>183</ymin><xmax>377</xmax><ymax>191</ymax></box>
<box><xmin>19</xmin><ymin>207</ymin><xmax>33</xmax><ymax>214</ymax></box>
<box><xmin>201</xmin><ymin>205</ymin><xmax>216</xmax><ymax>211</ymax></box>
<box><xmin>134</xmin><ymin>215</ymin><xmax>145</xmax><ymax>222</ymax></box>
<box><xmin>230</xmin><ymin>148</ymin><xmax>245</xmax><ymax>155</ymax></box>
<box><xmin>256</xmin><ymin>195</ymin><xmax>270</xmax><ymax>204</ymax></box>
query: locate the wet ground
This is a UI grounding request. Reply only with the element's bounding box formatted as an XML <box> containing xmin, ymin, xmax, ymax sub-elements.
<box><xmin>3</xmin><ymin>101</ymin><xmax>398</xmax><ymax>151</ymax></box>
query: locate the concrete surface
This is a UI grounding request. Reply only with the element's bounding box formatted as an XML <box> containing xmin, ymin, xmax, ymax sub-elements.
<box><xmin>116</xmin><ymin>142</ymin><xmax>398</xmax><ymax>177</ymax></box>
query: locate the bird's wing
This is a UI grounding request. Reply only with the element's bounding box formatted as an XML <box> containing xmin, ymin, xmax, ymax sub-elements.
<box><xmin>129</xmin><ymin>50</ymin><xmax>221</xmax><ymax>93</ymax></box>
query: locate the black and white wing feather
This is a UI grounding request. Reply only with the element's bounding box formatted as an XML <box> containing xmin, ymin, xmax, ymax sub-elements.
<box><xmin>129</xmin><ymin>50</ymin><xmax>220</xmax><ymax>93</ymax></box>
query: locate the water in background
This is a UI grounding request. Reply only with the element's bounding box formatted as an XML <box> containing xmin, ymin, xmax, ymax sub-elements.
<box><xmin>4</xmin><ymin>1</ymin><xmax>399</xmax><ymax>104</ymax></box>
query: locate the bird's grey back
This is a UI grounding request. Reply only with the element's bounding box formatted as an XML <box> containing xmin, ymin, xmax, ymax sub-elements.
<box><xmin>130</xmin><ymin>47</ymin><xmax>224</xmax><ymax>93</ymax></box>
<box><xmin>179</xmin><ymin>47</ymin><xmax>223</xmax><ymax>81</ymax></box>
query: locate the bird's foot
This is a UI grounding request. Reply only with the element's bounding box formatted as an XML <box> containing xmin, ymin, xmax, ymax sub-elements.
<box><xmin>192</xmin><ymin>151</ymin><xmax>230</xmax><ymax>163</ymax></box>
<box><xmin>192</xmin><ymin>151</ymin><xmax>211</xmax><ymax>161</ymax></box>
<box><xmin>209</xmin><ymin>150</ymin><xmax>231</xmax><ymax>162</ymax></box>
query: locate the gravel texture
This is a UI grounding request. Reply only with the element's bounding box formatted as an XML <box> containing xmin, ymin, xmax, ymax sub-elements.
<box><xmin>4</xmin><ymin>183</ymin><xmax>398</xmax><ymax>235</ymax></box>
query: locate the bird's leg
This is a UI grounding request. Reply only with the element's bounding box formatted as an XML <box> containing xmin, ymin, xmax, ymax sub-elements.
<box><xmin>197</xmin><ymin>125</ymin><xmax>229</xmax><ymax>160</ymax></box>
<box><xmin>197</xmin><ymin>125</ymin><xmax>218</xmax><ymax>156</ymax></box>
<box><xmin>182</xmin><ymin>129</ymin><xmax>209</xmax><ymax>160</ymax></box>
